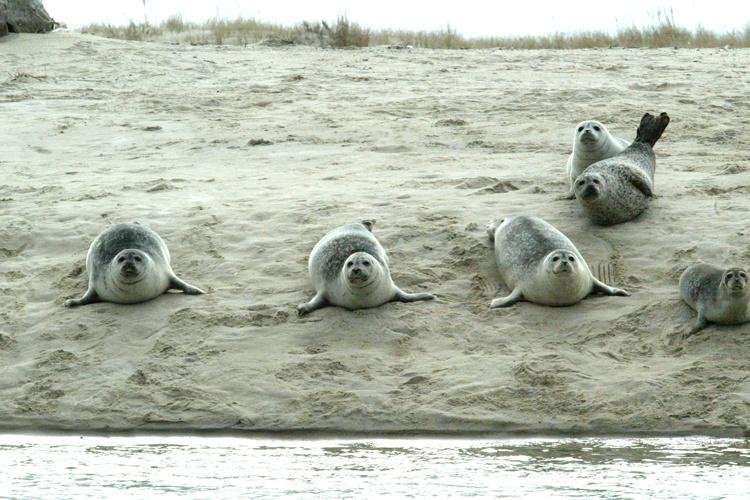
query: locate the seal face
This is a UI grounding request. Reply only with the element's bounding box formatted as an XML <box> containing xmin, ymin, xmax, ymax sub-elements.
<box><xmin>486</xmin><ymin>215</ymin><xmax>629</xmax><ymax>308</ymax></box>
<box><xmin>679</xmin><ymin>263</ymin><xmax>750</xmax><ymax>336</ymax></box>
<box><xmin>574</xmin><ymin>112</ymin><xmax>670</xmax><ymax>226</ymax></box>
<box><xmin>64</xmin><ymin>223</ymin><xmax>206</xmax><ymax>307</ymax></box>
<box><xmin>297</xmin><ymin>220</ymin><xmax>435</xmax><ymax>315</ymax></box>
<box><xmin>564</xmin><ymin>120</ymin><xmax>629</xmax><ymax>198</ymax></box>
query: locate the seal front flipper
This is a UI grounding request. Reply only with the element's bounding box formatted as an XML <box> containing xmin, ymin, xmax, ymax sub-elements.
<box><xmin>490</xmin><ymin>287</ymin><xmax>522</xmax><ymax>308</ymax></box>
<box><xmin>684</xmin><ymin>310</ymin><xmax>709</xmax><ymax>338</ymax></box>
<box><xmin>297</xmin><ymin>291</ymin><xmax>327</xmax><ymax>316</ymax></box>
<box><xmin>624</xmin><ymin>169</ymin><xmax>653</xmax><ymax>197</ymax></box>
<box><xmin>65</xmin><ymin>288</ymin><xmax>101</xmax><ymax>307</ymax></box>
<box><xmin>169</xmin><ymin>275</ymin><xmax>206</xmax><ymax>295</ymax></box>
<box><xmin>393</xmin><ymin>288</ymin><xmax>435</xmax><ymax>303</ymax></box>
<box><xmin>591</xmin><ymin>278</ymin><xmax>630</xmax><ymax>297</ymax></box>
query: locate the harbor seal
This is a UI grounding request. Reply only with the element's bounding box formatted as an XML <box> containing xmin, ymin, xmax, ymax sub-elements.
<box><xmin>574</xmin><ymin>112</ymin><xmax>670</xmax><ymax>225</ymax></box>
<box><xmin>679</xmin><ymin>263</ymin><xmax>750</xmax><ymax>336</ymax></box>
<box><xmin>487</xmin><ymin>215</ymin><xmax>629</xmax><ymax>307</ymax></box>
<box><xmin>562</xmin><ymin>120</ymin><xmax>630</xmax><ymax>199</ymax></box>
<box><xmin>297</xmin><ymin>220</ymin><xmax>435</xmax><ymax>315</ymax></box>
<box><xmin>65</xmin><ymin>223</ymin><xmax>205</xmax><ymax>307</ymax></box>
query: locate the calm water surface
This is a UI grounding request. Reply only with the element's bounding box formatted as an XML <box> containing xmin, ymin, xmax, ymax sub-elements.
<box><xmin>1</xmin><ymin>435</ymin><xmax>748</xmax><ymax>498</ymax></box>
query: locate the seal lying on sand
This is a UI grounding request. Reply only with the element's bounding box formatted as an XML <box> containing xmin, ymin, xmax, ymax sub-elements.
<box><xmin>574</xmin><ymin>112</ymin><xmax>670</xmax><ymax>225</ymax></box>
<box><xmin>297</xmin><ymin>220</ymin><xmax>434</xmax><ymax>315</ymax></box>
<box><xmin>487</xmin><ymin>215</ymin><xmax>629</xmax><ymax>308</ymax></box>
<box><xmin>65</xmin><ymin>223</ymin><xmax>205</xmax><ymax>307</ymax></box>
<box><xmin>679</xmin><ymin>263</ymin><xmax>750</xmax><ymax>336</ymax></box>
<box><xmin>562</xmin><ymin>120</ymin><xmax>629</xmax><ymax>199</ymax></box>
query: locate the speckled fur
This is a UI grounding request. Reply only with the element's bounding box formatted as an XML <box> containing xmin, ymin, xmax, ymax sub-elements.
<box><xmin>574</xmin><ymin>112</ymin><xmax>669</xmax><ymax>226</ymax></box>
<box><xmin>309</xmin><ymin>222</ymin><xmax>388</xmax><ymax>288</ymax></box>
<box><xmin>66</xmin><ymin>223</ymin><xmax>204</xmax><ymax>306</ymax></box>
<box><xmin>88</xmin><ymin>223</ymin><xmax>169</xmax><ymax>280</ymax></box>
<box><xmin>300</xmin><ymin>221</ymin><xmax>434</xmax><ymax>314</ymax></box>
<box><xmin>679</xmin><ymin>263</ymin><xmax>750</xmax><ymax>326</ymax></box>
<box><xmin>488</xmin><ymin>216</ymin><xmax>595</xmax><ymax>306</ymax></box>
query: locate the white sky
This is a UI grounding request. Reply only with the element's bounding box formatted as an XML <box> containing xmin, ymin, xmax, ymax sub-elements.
<box><xmin>45</xmin><ymin>0</ymin><xmax>750</xmax><ymax>37</ymax></box>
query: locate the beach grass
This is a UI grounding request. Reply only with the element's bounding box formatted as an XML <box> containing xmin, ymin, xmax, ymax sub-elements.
<box><xmin>79</xmin><ymin>11</ymin><xmax>750</xmax><ymax>49</ymax></box>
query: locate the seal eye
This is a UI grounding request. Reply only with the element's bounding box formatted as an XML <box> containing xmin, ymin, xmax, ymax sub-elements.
<box><xmin>134</xmin><ymin>256</ymin><xmax>142</xmax><ymax>262</ymax></box>
<box><xmin>347</xmin><ymin>262</ymin><xmax>354</xmax><ymax>267</ymax></box>
<box><xmin>363</xmin><ymin>261</ymin><xmax>371</xmax><ymax>267</ymax></box>
<box><xmin>577</xmin><ymin>126</ymin><xmax>584</xmax><ymax>132</ymax></box>
<box><xmin>741</xmin><ymin>273</ymin><xmax>747</xmax><ymax>279</ymax></box>
<box><xmin>593</xmin><ymin>125</ymin><xmax>601</xmax><ymax>132</ymax></box>
<box><xmin>568</xmin><ymin>256</ymin><xmax>575</xmax><ymax>262</ymax></box>
<box><xmin>117</xmin><ymin>257</ymin><xmax>125</xmax><ymax>263</ymax></box>
<box><xmin>577</xmin><ymin>180</ymin><xmax>585</xmax><ymax>186</ymax></box>
<box><xmin>552</xmin><ymin>256</ymin><xmax>559</xmax><ymax>262</ymax></box>
<box><xmin>592</xmin><ymin>179</ymin><xmax>600</xmax><ymax>185</ymax></box>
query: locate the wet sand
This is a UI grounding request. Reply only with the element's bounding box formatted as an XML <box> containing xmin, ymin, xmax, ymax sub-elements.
<box><xmin>1</xmin><ymin>32</ymin><xmax>750</xmax><ymax>434</ymax></box>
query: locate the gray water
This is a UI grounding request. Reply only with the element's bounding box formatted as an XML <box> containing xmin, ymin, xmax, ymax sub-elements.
<box><xmin>1</xmin><ymin>435</ymin><xmax>749</xmax><ymax>498</ymax></box>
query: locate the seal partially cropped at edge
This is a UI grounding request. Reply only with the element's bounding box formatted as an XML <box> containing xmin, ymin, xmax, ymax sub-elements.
<box><xmin>562</xmin><ymin>120</ymin><xmax>630</xmax><ymax>199</ymax></box>
<box><xmin>65</xmin><ymin>223</ymin><xmax>206</xmax><ymax>307</ymax></box>
<box><xmin>297</xmin><ymin>220</ymin><xmax>435</xmax><ymax>315</ymax></box>
<box><xmin>574</xmin><ymin>112</ymin><xmax>670</xmax><ymax>225</ymax></box>
<box><xmin>487</xmin><ymin>215</ymin><xmax>629</xmax><ymax>308</ymax></box>
<box><xmin>679</xmin><ymin>263</ymin><xmax>750</xmax><ymax>337</ymax></box>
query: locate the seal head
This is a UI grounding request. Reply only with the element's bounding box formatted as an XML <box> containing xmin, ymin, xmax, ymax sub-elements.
<box><xmin>344</xmin><ymin>251</ymin><xmax>380</xmax><ymax>287</ymax></box>
<box><xmin>722</xmin><ymin>268</ymin><xmax>748</xmax><ymax>295</ymax></box>
<box><xmin>574</xmin><ymin>173</ymin><xmax>605</xmax><ymax>201</ymax></box>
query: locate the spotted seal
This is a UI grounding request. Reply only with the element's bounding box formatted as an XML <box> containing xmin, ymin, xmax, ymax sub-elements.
<box><xmin>679</xmin><ymin>263</ymin><xmax>749</xmax><ymax>336</ymax></box>
<box><xmin>65</xmin><ymin>223</ymin><xmax>205</xmax><ymax>307</ymax></box>
<box><xmin>487</xmin><ymin>215</ymin><xmax>629</xmax><ymax>307</ymax></box>
<box><xmin>297</xmin><ymin>220</ymin><xmax>435</xmax><ymax>315</ymax></box>
<box><xmin>574</xmin><ymin>112</ymin><xmax>670</xmax><ymax>225</ymax></box>
<box><xmin>562</xmin><ymin>120</ymin><xmax>629</xmax><ymax>199</ymax></box>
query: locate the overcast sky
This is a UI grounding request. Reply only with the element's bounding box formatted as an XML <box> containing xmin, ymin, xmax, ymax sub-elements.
<box><xmin>45</xmin><ymin>1</ymin><xmax>750</xmax><ymax>37</ymax></box>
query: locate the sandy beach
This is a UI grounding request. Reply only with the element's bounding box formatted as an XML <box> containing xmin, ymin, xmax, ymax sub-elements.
<box><xmin>1</xmin><ymin>32</ymin><xmax>750</xmax><ymax>435</ymax></box>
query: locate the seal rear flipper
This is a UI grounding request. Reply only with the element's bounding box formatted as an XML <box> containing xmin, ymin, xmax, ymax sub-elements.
<box><xmin>360</xmin><ymin>220</ymin><xmax>375</xmax><ymax>232</ymax></box>
<box><xmin>634</xmin><ymin>112</ymin><xmax>670</xmax><ymax>147</ymax></box>
<box><xmin>297</xmin><ymin>291</ymin><xmax>327</xmax><ymax>316</ymax></box>
<box><xmin>65</xmin><ymin>288</ymin><xmax>101</xmax><ymax>307</ymax></box>
<box><xmin>485</xmin><ymin>218</ymin><xmax>504</xmax><ymax>244</ymax></box>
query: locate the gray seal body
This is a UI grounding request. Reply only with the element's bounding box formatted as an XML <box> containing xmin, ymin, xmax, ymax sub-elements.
<box><xmin>574</xmin><ymin>112</ymin><xmax>669</xmax><ymax>226</ymax></box>
<box><xmin>65</xmin><ymin>223</ymin><xmax>205</xmax><ymax>307</ymax></box>
<box><xmin>297</xmin><ymin>220</ymin><xmax>434</xmax><ymax>315</ymax></box>
<box><xmin>679</xmin><ymin>263</ymin><xmax>750</xmax><ymax>336</ymax></box>
<box><xmin>564</xmin><ymin>120</ymin><xmax>629</xmax><ymax>198</ymax></box>
<box><xmin>487</xmin><ymin>215</ymin><xmax>629</xmax><ymax>307</ymax></box>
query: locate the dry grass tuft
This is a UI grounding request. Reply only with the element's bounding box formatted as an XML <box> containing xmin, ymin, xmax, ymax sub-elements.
<box><xmin>80</xmin><ymin>11</ymin><xmax>750</xmax><ymax>49</ymax></box>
